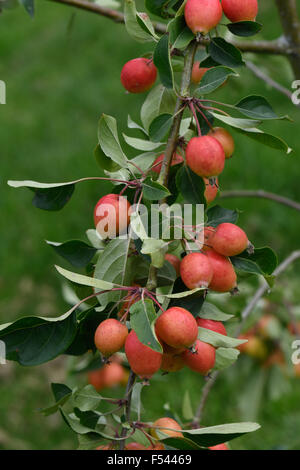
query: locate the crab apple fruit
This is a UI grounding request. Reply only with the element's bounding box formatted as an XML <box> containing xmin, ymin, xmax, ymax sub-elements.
<box><xmin>186</xmin><ymin>136</ymin><xmax>225</xmax><ymax>178</ymax></box>
<box><xmin>151</xmin><ymin>418</ymin><xmax>183</xmax><ymax>439</ymax></box>
<box><xmin>161</xmin><ymin>353</ymin><xmax>185</xmax><ymax>372</ymax></box>
<box><xmin>198</xmin><ymin>226</ymin><xmax>215</xmax><ymax>252</ymax></box>
<box><xmin>237</xmin><ymin>334</ymin><xmax>268</xmax><ymax>360</ymax></box>
<box><xmin>88</xmin><ymin>362</ymin><xmax>126</xmax><ymax>390</ymax></box>
<box><xmin>180</xmin><ymin>253</ymin><xmax>213</xmax><ymax>289</ymax></box>
<box><xmin>159</xmin><ymin>338</ymin><xmax>185</xmax><ymax>355</ymax></box>
<box><xmin>120</xmin><ymin>58</ymin><xmax>157</xmax><ymax>94</ymax></box>
<box><xmin>204</xmin><ymin>178</ymin><xmax>219</xmax><ymax>204</ymax></box>
<box><xmin>196</xmin><ymin>318</ymin><xmax>227</xmax><ymax>336</ymax></box>
<box><xmin>94</xmin><ymin>194</ymin><xmax>131</xmax><ymax>239</ymax></box>
<box><xmin>125</xmin><ymin>330</ymin><xmax>162</xmax><ymax>379</ymax></box>
<box><xmin>209</xmin><ymin>443</ymin><xmax>229</xmax><ymax>450</ymax></box>
<box><xmin>155</xmin><ymin>307</ymin><xmax>198</xmax><ymax>349</ymax></box>
<box><xmin>208</xmin><ymin>127</ymin><xmax>235</xmax><ymax>159</ymax></box>
<box><xmin>152</xmin><ymin>152</ymin><xmax>183</xmax><ymax>174</ymax></box>
<box><xmin>211</xmin><ymin>223</ymin><xmax>250</xmax><ymax>257</ymax></box>
<box><xmin>183</xmin><ymin>339</ymin><xmax>216</xmax><ymax>375</ymax></box>
<box><xmin>263</xmin><ymin>349</ymin><xmax>285</xmax><ymax>369</ymax></box>
<box><xmin>96</xmin><ymin>445</ymin><xmax>112</xmax><ymax>450</ymax></box>
<box><xmin>185</xmin><ymin>0</ymin><xmax>223</xmax><ymax>35</ymax></box>
<box><xmin>125</xmin><ymin>442</ymin><xmax>147</xmax><ymax>450</ymax></box>
<box><xmin>94</xmin><ymin>319</ymin><xmax>128</xmax><ymax>357</ymax></box>
<box><xmin>165</xmin><ymin>253</ymin><xmax>181</xmax><ymax>277</ymax></box>
<box><xmin>221</xmin><ymin>0</ymin><xmax>258</xmax><ymax>22</ymax></box>
<box><xmin>191</xmin><ymin>63</ymin><xmax>210</xmax><ymax>84</ymax></box>
<box><xmin>206</xmin><ymin>250</ymin><xmax>237</xmax><ymax>292</ymax></box>
<box><xmin>147</xmin><ymin>443</ymin><xmax>165</xmax><ymax>450</ymax></box>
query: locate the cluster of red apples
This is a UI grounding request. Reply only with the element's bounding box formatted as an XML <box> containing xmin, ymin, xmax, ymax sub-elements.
<box><xmin>92</xmin><ymin>220</ymin><xmax>250</xmax><ymax>381</ymax></box>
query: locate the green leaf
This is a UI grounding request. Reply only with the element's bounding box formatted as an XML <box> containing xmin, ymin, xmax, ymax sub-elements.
<box><xmin>231</xmin><ymin>246</ymin><xmax>278</xmax><ymax>277</ymax></box>
<box><xmin>55</xmin><ymin>265</ymin><xmax>115</xmax><ymax>291</ymax></box>
<box><xmin>122</xmin><ymin>133</ymin><xmax>163</xmax><ymax>151</ymax></box>
<box><xmin>234</xmin><ymin>126</ymin><xmax>293</xmax><ymax>154</ymax></box>
<box><xmin>86</xmin><ymin>230</ymin><xmax>106</xmax><ymax>250</ymax></box>
<box><xmin>142</xmin><ymin>177</ymin><xmax>171</xmax><ymax>200</ymax></box>
<box><xmin>208</xmin><ymin>37</ymin><xmax>244</xmax><ymax>68</ymax></box>
<box><xmin>0</xmin><ymin>311</ymin><xmax>77</xmax><ymax>366</ymax></box>
<box><xmin>130</xmin><ymin>299</ymin><xmax>162</xmax><ymax>352</ymax></box>
<box><xmin>131</xmin><ymin>383</ymin><xmax>145</xmax><ymax>419</ymax></box>
<box><xmin>149</xmin><ymin>113</ymin><xmax>173</xmax><ymax>142</ymax></box>
<box><xmin>226</xmin><ymin>21</ymin><xmax>262</xmax><ymax>37</ymax></box>
<box><xmin>40</xmin><ymin>383</ymin><xmax>72</xmax><ymax>416</ymax></box>
<box><xmin>94</xmin><ymin>238</ymin><xmax>132</xmax><ymax>307</ymax></box>
<box><xmin>198</xmin><ymin>327</ymin><xmax>247</xmax><ymax>348</ymax></box>
<box><xmin>163</xmin><ymin>422</ymin><xmax>260</xmax><ymax>448</ymax></box>
<box><xmin>199</xmin><ymin>302</ymin><xmax>234</xmax><ymax>321</ymax></box>
<box><xmin>234</xmin><ymin>95</ymin><xmax>289</xmax><ymax>121</ymax></box>
<box><xmin>214</xmin><ymin>348</ymin><xmax>240</xmax><ymax>370</ymax></box>
<box><xmin>20</xmin><ymin>0</ymin><xmax>34</xmax><ymax>17</ymax></box>
<box><xmin>196</xmin><ymin>66</ymin><xmax>238</xmax><ymax>95</ymax></box>
<box><xmin>77</xmin><ymin>433</ymin><xmax>105</xmax><ymax>450</ymax></box>
<box><xmin>124</xmin><ymin>0</ymin><xmax>156</xmax><ymax>42</ymax></box>
<box><xmin>136</xmin><ymin>11</ymin><xmax>159</xmax><ymax>40</ymax></box>
<box><xmin>140</xmin><ymin>84</ymin><xmax>176</xmax><ymax>131</ymax></box>
<box><xmin>176</xmin><ymin>166</ymin><xmax>206</xmax><ymax>205</ymax></box>
<box><xmin>98</xmin><ymin>114</ymin><xmax>128</xmax><ymax>167</ymax></box>
<box><xmin>94</xmin><ymin>143</ymin><xmax>119</xmax><ymax>171</ymax></box>
<box><xmin>8</xmin><ymin>179</ymin><xmax>75</xmax><ymax>211</ymax></box>
<box><xmin>145</xmin><ymin>0</ymin><xmax>168</xmax><ymax>18</ymax></box>
<box><xmin>206</xmin><ymin>205</ymin><xmax>238</xmax><ymax>227</ymax></box>
<box><xmin>46</xmin><ymin>240</ymin><xmax>97</xmax><ymax>268</ymax></box>
<box><xmin>73</xmin><ymin>385</ymin><xmax>111</xmax><ymax>412</ymax></box>
<box><xmin>212</xmin><ymin>113</ymin><xmax>262</xmax><ymax>129</ymax></box>
<box><xmin>127</xmin><ymin>115</ymin><xmax>147</xmax><ymax>134</ymax></box>
<box><xmin>153</xmin><ymin>34</ymin><xmax>174</xmax><ymax>89</ymax></box>
<box><xmin>168</xmin><ymin>16</ymin><xmax>194</xmax><ymax>50</ymax></box>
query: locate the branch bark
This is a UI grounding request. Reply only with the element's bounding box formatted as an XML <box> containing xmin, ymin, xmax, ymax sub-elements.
<box><xmin>193</xmin><ymin>250</ymin><xmax>300</xmax><ymax>426</ymax></box>
<box><xmin>275</xmin><ymin>0</ymin><xmax>300</xmax><ymax>77</ymax></box>
<box><xmin>49</xmin><ymin>0</ymin><xmax>294</xmax><ymax>57</ymax></box>
<box><xmin>219</xmin><ymin>189</ymin><xmax>300</xmax><ymax>212</ymax></box>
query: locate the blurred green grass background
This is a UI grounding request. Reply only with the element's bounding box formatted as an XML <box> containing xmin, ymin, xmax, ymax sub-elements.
<box><xmin>0</xmin><ymin>0</ymin><xmax>300</xmax><ymax>450</ymax></box>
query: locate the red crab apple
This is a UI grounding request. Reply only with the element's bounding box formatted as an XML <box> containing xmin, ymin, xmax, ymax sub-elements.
<box><xmin>147</xmin><ymin>443</ymin><xmax>165</xmax><ymax>450</ymax></box>
<box><xmin>94</xmin><ymin>194</ymin><xmax>131</xmax><ymax>240</ymax></box>
<box><xmin>222</xmin><ymin>0</ymin><xmax>258</xmax><ymax>23</ymax></box>
<box><xmin>152</xmin><ymin>153</ymin><xmax>183</xmax><ymax>174</ymax></box>
<box><xmin>208</xmin><ymin>127</ymin><xmax>235</xmax><ymax>159</ymax></box>
<box><xmin>155</xmin><ymin>307</ymin><xmax>198</xmax><ymax>349</ymax></box>
<box><xmin>206</xmin><ymin>249</ymin><xmax>237</xmax><ymax>292</ymax></box>
<box><xmin>198</xmin><ymin>226</ymin><xmax>215</xmax><ymax>252</ymax></box>
<box><xmin>94</xmin><ymin>319</ymin><xmax>128</xmax><ymax>357</ymax></box>
<box><xmin>88</xmin><ymin>362</ymin><xmax>126</xmax><ymax>390</ymax></box>
<box><xmin>211</xmin><ymin>223</ymin><xmax>251</xmax><ymax>257</ymax></box>
<box><xmin>151</xmin><ymin>417</ymin><xmax>183</xmax><ymax>439</ymax></box>
<box><xmin>186</xmin><ymin>136</ymin><xmax>225</xmax><ymax>178</ymax></box>
<box><xmin>165</xmin><ymin>253</ymin><xmax>181</xmax><ymax>277</ymax></box>
<box><xmin>209</xmin><ymin>443</ymin><xmax>229</xmax><ymax>450</ymax></box>
<box><xmin>191</xmin><ymin>63</ymin><xmax>210</xmax><ymax>85</ymax></box>
<box><xmin>125</xmin><ymin>330</ymin><xmax>162</xmax><ymax>379</ymax></box>
<box><xmin>185</xmin><ymin>0</ymin><xmax>223</xmax><ymax>35</ymax></box>
<box><xmin>125</xmin><ymin>442</ymin><xmax>147</xmax><ymax>450</ymax></box>
<box><xmin>196</xmin><ymin>318</ymin><xmax>227</xmax><ymax>336</ymax></box>
<box><xmin>161</xmin><ymin>353</ymin><xmax>185</xmax><ymax>372</ymax></box>
<box><xmin>183</xmin><ymin>339</ymin><xmax>216</xmax><ymax>375</ymax></box>
<box><xmin>120</xmin><ymin>58</ymin><xmax>157</xmax><ymax>94</ymax></box>
<box><xmin>204</xmin><ymin>178</ymin><xmax>219</xmax><ymax>204</ymax></box>
<box><xmin>180</xmin><ymin>252</ymin><xmax>213</xmax><ymax>289</ymax></box>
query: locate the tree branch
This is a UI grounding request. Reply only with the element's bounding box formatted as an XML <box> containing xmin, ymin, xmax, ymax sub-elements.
<box><xmin>236</xmin><ymin>250</ymin><xmax>300</xmax><ymax>336</ymax></box>
<box><xmin>49</xmin><ymin>0</ymin><xmax>294</xmax><ymax>57</ymax></box>
<box><xmin>193</xmin><ymin>250</ymin><xmax>300</xmax><ymax>426</ymax></box>
<box><xmin>245</xmin><ymin>60</ymin><xmax>299</xmax><ymax>105</ymax></box>
<box><xmin>119</xmin><ymin>370</ymin><xmax>136</xmax><ymax>450</ymax></box>
<box><xmin>275</xmin><ymin>0</ymin><xmax>300</xmax><ymax>77</ymax></box>
<box><xmin>157</xmin><ymin>40</ymin><xmax>197</xmax><ymax>185</ymax></box>
<box><xmin>219</xmin><ymin>190</ymin><xmax>300</xmax><ymax>212</ymax></box>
